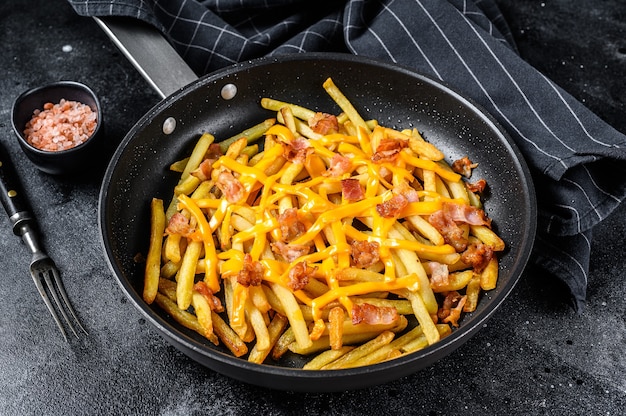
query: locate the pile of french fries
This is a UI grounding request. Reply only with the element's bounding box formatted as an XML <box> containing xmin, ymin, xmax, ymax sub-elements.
<box><xmin>142</xmin><ymin>78</ymin><xmax>505</xmax><ymax>370</ymax></box>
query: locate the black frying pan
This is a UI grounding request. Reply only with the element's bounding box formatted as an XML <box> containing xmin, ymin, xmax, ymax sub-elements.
<box><xmin>98</xmin><ymin>52</ymin><xmax>536</xmax><ymax>392</ymax></box>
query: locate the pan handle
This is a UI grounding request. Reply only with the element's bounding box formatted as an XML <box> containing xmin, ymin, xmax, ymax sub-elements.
<box><xmin>93</xmin><ymin>16</ymin><xmax>199</xmax><ymax>99</ymax></box>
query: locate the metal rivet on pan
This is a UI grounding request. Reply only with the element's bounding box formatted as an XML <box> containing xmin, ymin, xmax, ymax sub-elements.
<box><xmin>163</xmin><ymin>117</ymin><xmax>176</xmax><ymax>135</ymax></box>
<box><xmin>221</xmin><ymin>83</ymin><xmax>237</xmax><ymax>100</ymax></box>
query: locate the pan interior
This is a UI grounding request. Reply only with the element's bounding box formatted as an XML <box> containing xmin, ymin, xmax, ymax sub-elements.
<box><xmin>99</xmin><ymin>53</ymin><xmax>536</xmax><ymax>391</ymax></box>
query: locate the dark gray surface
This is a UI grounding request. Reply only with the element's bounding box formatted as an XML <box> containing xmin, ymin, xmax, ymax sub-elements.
<box><xmin>0</xmin><ymin>0</ymin><xmax>624</xmax><ymax>415</ymax></box>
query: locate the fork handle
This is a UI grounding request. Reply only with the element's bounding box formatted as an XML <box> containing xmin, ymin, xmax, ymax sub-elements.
<box><xmin>0</xmin><ymin>143</ymin><xmax>36</xmax><ymax>236</ymax></box>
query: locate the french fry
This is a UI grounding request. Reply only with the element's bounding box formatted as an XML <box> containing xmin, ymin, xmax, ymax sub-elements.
<box><xmin>480</xmin><ymin>257</ymin><xmax>499</xmax><ymax>291</ymax></box>
<box><xmin>169</xmin><ymin>157</ymin><xmax>189</xmax><ymax>172</ymax></box>
<box><xmin>219</xmin><ymin>118</ymin><xmax>276</xmax><ymax>154</ymax></box>
<box><xmin>430</xmin><ymin>270</ymin><xmax>474</xmax><ymax>293</ymax></box>
<box><xmin>261</xmin><ymin>98</ymin><xmax>316</xmax><ymax>121</ymax></box>
<box><xmin>270</xmin><ymin>282</ymin><xmax>312</xmax><ymax>350</ymax></box>
<box><xmin>407</xmin><ymin>129</ymin><xmax>444</xmax><ymax>161</ymax></box>
<box><xmin>160</xmin><ymin>260</ymin><xmax>180</xmax><ymax>279</ymax></box>
<box><xmin>470</xmin><ymin>224</ymin><xmax>506</xmax><ymax>251</ymax></box>
<box><xmin>322</xmin><ymin>77</ymin><xmax>369</xmax><ymax>133</ymax></box>
<box><xmin>143</xmin><ymin>198</ymin><xmax>165</xmax><ymax>304</ymax></box>
<box><xmin>328</xmin><ymin>307</ymin><xmax>345</xmax><ymax>350</ymax></box>
<box><xmin>321</xmin><ymin>331</ymin><xmax>395</xmax><ymax>370</ymax></box>
<box><xmin>352</xmin><ymin>325</ymin><xmax>424</xmax><ymax>367</ymax></box>
<box><xmin>272</xmin><ymin>327</ymin><xmax>295</xmax><ymax>360</ymax></box>
<box><xmin>403</xmin><ymin>290</ymin><xmax>440</xmax><ymax>345</ymax></box>
<box><xmin>155</xmin><ymin>293</ymin><xmax>201</xmax><ymax>333</ymax></box>
<box><xmin>248</xmin><ymin>313</ymin><xmax>289</xmax><ymax>364</ymax></box>
<box><xmin>402</xmin><ymin>324</ymin><xmax>451</xmax><ymax>354</ymax></box>
<box><xmin>163</xmin><ymin>233</ymin><xmax>183</xmax><ymax>264</ymax></box>
<box><xmin>175</xmin><ymin>240</ymin><xmax>202</xmax><ymax>310</ymax></box>
<box><xmin>191</xmin><ymin>291</ymin><xmax>213</xmax><ymax>338</ymax></box>
<box><xmin>463</xmin><ymin>272</ymin><xmax>482</xmax><ymax>313</ymax></box>
<box><xmin>404</xmin><ymin>214</ymin><xmax>445</xmax><ymax>246</ymax></box>
<box><xmin>288</xmin><ymin>331</ymin><xmax>384</xmax><ymax>356</ymax></box>
<box><xmin>303</xmin><ymin>346</ymin><xmax>355</xmax><ymax>370</ymax></box>
<box><xmin>245</xmin><ymin>299</ymin><xmax>271</xmax><ymax>351</ymax></box>
<box><xmin>211</xmin><ymin>311</ymin><xmax>248</xmax><ymax>357</ymax></box>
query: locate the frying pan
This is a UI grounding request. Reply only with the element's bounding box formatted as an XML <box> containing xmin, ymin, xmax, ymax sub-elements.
<box><xmin>98</xmin><ymin>30</ymin><xmax>536</xmax><ymax>391</ymax></box>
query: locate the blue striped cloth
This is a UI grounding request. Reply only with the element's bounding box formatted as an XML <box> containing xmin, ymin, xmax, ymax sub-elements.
<box><xmin>68</xmin><ymin>0</ymin><xmax>626</xmax><ymax>310</ymax></box>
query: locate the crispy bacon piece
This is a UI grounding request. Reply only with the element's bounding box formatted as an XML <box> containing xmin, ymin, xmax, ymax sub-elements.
<box><xmin>283</xmin><ymin>136</ymin><xmax>313</xmax><ymax>164</ymax></box>
<box><xmin>271</xmin><ymin>241</ymin><xmax>311</xmax><ymax>262</ymax></box>
<box><xmin>350</xmin><ymin>240</ymin><xmax>381</xmax><ymax>268</ymax></box>
<box><xmin>193</xmin><ymin>281</ymin><xmax>224</xmax><ymax>312</ymax></box>
<box><xmin>287</xmin><ymin>261</ymin><xmax>316</xmax><ymax>291</ymax></box>
<box><xmin>394</xmin><ymin>181</ymin><xmax>420</xmax><ymax>202</ymax></box>
<box><xmin>308</xmin><ymin>112</ymin><xmax>339</xmax><ymax>135</ymax></box>
<box><xmin>442</xmin><ymin>202</ymin><xmax>491</xmax><ymax>227</ymax></box>
<box><xmin>427</xmin><ymin>261</ymin><xmax>450</xmax><ymax>290</ymax></box>
<box><xmin>341</xmin><ymin>178</ymin><xmax>365</xmax><ymax>201</ymax></box>
<box><xmin>165</xmin><ymin>212</ymin><xmax>194</xmax><ymax>236</ymax></box>
<box><xmin>371</xmin><ymin>138</ymin><xmax>408</xmax><ymax>163</ymax></box>
<box><xmin>467</xmin><ymin>179</ymin><xmax>487</xmax><ymax>194</ymax></box>
<box><xmin>206</xmin><ymin>143</ymin><xmax>223</xmax><ymax>160</ymax></box>
<box><xmin>325</xmin><ymin>154</ymin><xmax>351</xmax><ymax>177</ymax></box>
<box><xmin>429</xmin><ymin>202</ymin><xmax>492</xmax><ymax>252</ymax></box>
<box><xmin>236</xmin><ymin>253</ymin><xmax>264</xmax><ymax>287</ymax></box>
<box><xmin>437</xmin><ymin>291</ymin><xmax>467</xmax><ymax>327</ymax></box>
<box><xmin>277</xmin><ymin>208</ymin><xmax>305</xmax><ymax>241</ymax></box>
<box><xmin>190</xmin><ymin>158</ymin><xmax>213</xmax><ymax>181</ymax></box>
<box><xmin>428</xmin><ymin>209</ymin><xmax>468</xmax><ymax>252</ymax></box>
<box><xmin>215</xmin><ymin>170</ymin><xmax>244</xmax><ymax>203</ymax></box>
<box><xmin>352</xmin><ymin>303</ymin><xmax>399</xmax><ymax>325</ymax></box>
<box><xmin>376</xmin><ymin>194</ymin><xmax>408</xmax><ymax>218</ymax></box>
<box><xmin>461</xmin><ymin>242</ymin><xmax>494</xmax><ymax>272</ymax></box>
<box><xmin>451</xmin><ymin>156</ymin><xmax>478</xmax><ymax>178</ymax></box>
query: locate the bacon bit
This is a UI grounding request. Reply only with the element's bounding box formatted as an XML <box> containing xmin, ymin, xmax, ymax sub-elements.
<box><xmin>467</xmin><ymin>179</ymin><xmax>487</xmax><ymax>194</ymax></box>
<box><xmin>271</xmin><ymin>241</ymin><xmax>311</xmax><ymax>262</ymax></box>
<box><xmin>215</xmin><ymin>170</ymin><xmax>245</xmax><ymax>203</ymax></box>
<box><xmin>376</xmin><ymin>194</ymin><xmax>408</xmax><ymax>218</ymax></box>
<box><xmin>371</xmin><ymin>138</ymin><xmax>408</xmax><ymax>163</ymax></box>
<box><xmin>451</xmin><ymin>156</ymin><xmax>478</xmax><ymax>178</ymax></box>
<box><xmin>308</xmin><ymin>112</ymin><xmax>339</xmax><ymax>135</ymax></box>
<box><xmin>165</xmin><ymin>212</ymin><xmax>195</xmax><ymax>236</ymax></box>
<box><xmin>442</xmin><ymin>202</ymin><xmax>491</xmax><ymax>227</ymax></box>
<box><xmin>461</xmin><ymin>242</ymin><xmax>494</xmax><ymax>272</ymax></box>
<box><xmin>427</xmin><ymin>262</ymin><xmax>451</xmax><ymax>290</ymax></box>
<box><xmin>437</xmin><ymin>291</ymin><xmax>467</xmax><ymax>327</ymax></box>
<box><xmin>341</xmin><ymin>178</ymin><xmax>365</xmax><ymax>201</ymax></box>
<box><xmin>325</xmin><ymin>153</ymin><xmax>351</xmax><ymax>177</ymax></box>
<box><xmin>394</xmin><ymin>181</ymin><xmax>420</xmax><ymax>202</ymax></box>
<box><xmin>24</xmin><ymin>99</ymin><xmax>97</xmax><ymax>151</ymax></box>
<box><xmin>350</xmin><ymin>240</ymin><xmax>380</xmax><ymax>268</ymax></box>
<box><xmin>190</xmin><ymin>158</ymin><xmax>213</xmax><ymax>181</ymax></box>
<box><xmin>352</xmin><ymin>303</ymin><xmax>399</xmax><ymax>325</ymax></box>
<box><xmin>236</xmin><ymin>253</ymin><xmax>264</xmax><ymax>287</ymax></box>
<box><xmin>206</xmin><ymin>143</ymin><xmax>223</xmax><ymax>160</ymax></box>
<box><xmin>282</xmin><ymin>136</ymin><xmax>313</xmax><ymax>164</ymax></box>
<box><xmin>428</xmin><ymin>210</ymin><xmax>468</xmax><ymax>252</ymax></box>
<box><xmin>277</xmin><ymin>208</ymin><xmax>306</xmax><ymax>241</ymax></box>
<box><xmin>193</xmin><ymin>281</ymin><xmax>224</xmax><ymax>312</ymax></box>
<box><xmin>287</xmin><ymin>261</ymin><xmax>316</xmax><ymax>291</ymax></box>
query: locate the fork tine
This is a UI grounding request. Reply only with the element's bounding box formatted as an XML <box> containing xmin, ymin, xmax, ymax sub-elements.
<box><xmin>42</xmin><ymin>269</ymin><xmax>79</xmax><ymax>339</ymax></box>
<box><xmin>47</xmin><ymin>266</ymin><xmax>88</xmax><ymax>336</ymax></box>
<box><xmin>31</xmin><ymin>274</ymin><xmax>70</xmax><ymax>341</ymax></box>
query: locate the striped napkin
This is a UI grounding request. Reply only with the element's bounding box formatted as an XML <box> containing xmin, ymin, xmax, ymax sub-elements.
<box><xmin>68</xmin><ymin>0</ymin><xmax>626</xmax><ymax>310</ymax></box>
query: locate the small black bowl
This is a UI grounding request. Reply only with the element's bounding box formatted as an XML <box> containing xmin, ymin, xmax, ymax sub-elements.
<box><xmin>11</xmin><ymin>81</ymin><xmax>103</xmax><ymax>175</ymax></box>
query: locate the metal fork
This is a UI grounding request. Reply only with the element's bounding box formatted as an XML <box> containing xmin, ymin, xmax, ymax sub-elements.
<box><xmin>0</xmin><ymin>144</ymin><xmax>87</xmax><ymax>340</ymax></box>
